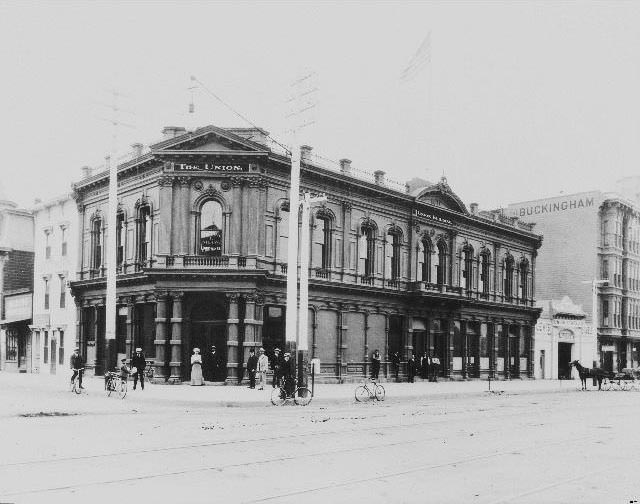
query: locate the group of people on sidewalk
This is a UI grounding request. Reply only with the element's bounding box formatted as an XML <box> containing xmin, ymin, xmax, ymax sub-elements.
<box><xmin>190</xmin><ymin>345</ymin><xmax>226</xmax><ymax>385</ymax></box>
<box><xmin>371</xmin><ymin>350</ymin><xmax>440</xmax><ymax>383</ymax></box>
<box><xmin>70</xmin><ymin>347</ymin><xmax>148</xmax><ymax>391</ymax></box>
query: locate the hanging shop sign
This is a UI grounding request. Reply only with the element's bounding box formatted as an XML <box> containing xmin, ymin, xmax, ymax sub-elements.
<box><xmin>173</xmin><ymin>162</ymin><xmax>250</xmax><ymax>172</ymax></box>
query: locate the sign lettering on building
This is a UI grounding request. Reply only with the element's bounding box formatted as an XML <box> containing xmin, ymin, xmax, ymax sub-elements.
<box><xmin>173</xmin><ymin>163</ymin><xmax>249</xmax><ymax>172</ymax></box>
<box><xmin>511</xmin><ymin>197</ymin><xmax>595</xmax><ymax>218</ymax></box>
<box><xmin>558</xmin><ymin>329</ymin><xmax>575</xmax><ymax>341</ymax></box>
<box><xmin>2</xmin><ymin>293</ymin><xmax>32</xmax><ymax>323</ymax></box>
<box><xmin>413</xmin><ymin>209</ymin><xmax>453</xmax><ymax>226</ymax></box>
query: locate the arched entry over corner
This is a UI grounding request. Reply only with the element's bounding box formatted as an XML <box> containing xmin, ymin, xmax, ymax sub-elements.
<box><xmin>188</xmin><ymin>293</ymin><xmax>228</xmax><ymax>381</ymax></box>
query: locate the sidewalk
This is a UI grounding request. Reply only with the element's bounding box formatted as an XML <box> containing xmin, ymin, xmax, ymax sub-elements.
<box><xmin>0</xmin><ymin>371</ymin><xmax>583</xmax><ymax>416</ymax></box>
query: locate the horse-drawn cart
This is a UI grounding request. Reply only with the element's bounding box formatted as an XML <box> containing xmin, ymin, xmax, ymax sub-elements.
<box><xmin>601</xmin><ymin>368</ymin><xmax>640</xmax><ymax>391</ymax></box>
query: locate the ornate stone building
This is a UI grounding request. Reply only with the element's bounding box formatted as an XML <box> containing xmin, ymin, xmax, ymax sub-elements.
<box><xmin>71</xmin><ymin>125</ymin><xmax>542</xmax><ymax>383</ymax></box>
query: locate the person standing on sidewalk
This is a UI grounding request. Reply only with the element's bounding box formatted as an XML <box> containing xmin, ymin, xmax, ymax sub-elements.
<box><xmin>430</xmin><ymin>356</ymin><xmax>440</xmax><ymax>382</ymax></box>
<box><xmin>371</xmin><ymin>349</ymin><xmax>381</xmax><ymax>380</ymax></box>
<box><xmin>271</xmin><ymin>348</ymin><xmax>283</xmax><ymax>388</ymax></box>
<box><xmin>190</xmin><ymin>348</ymin><xmax>204</xmax><ymax>386</ymax></box>
<box><xmin>246</xmin><ymin>348</ymin><xmax>257</xmax><ymax>389</ymax></box>
<box><xmin>130</xmin><ymin>347</ymin><xmax>146</xmax><ymax>391</ymax></box>
<box><xmin>407</xmin><ymin>353</ymin><xmax>417</xmax><ymax>383</ymax></box>
<box><xmin>391</xmin><ymin>351</ymin><xmax>400</xmax><ymax>381</ymax></box>
<box><xmin>257</xmin><ymin>347</ymin><xmax>269</xmax><ymax>390</ymax></box>
<box><xmin>421</xmin><ymin>351</ymin><xmax>429</xmax><ymax>380</ymax></box>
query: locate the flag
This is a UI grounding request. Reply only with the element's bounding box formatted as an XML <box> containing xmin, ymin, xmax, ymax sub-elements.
<box><xmin>400</xmin><ymin>32</ymin><xmax>431</xmax><ymax>83</ymax></box>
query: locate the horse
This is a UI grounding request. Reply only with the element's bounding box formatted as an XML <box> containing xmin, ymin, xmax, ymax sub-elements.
<box><xmin>569</xmin><ymin>360</ymin><xmax>607</xmax><ymax>390</ymax></box>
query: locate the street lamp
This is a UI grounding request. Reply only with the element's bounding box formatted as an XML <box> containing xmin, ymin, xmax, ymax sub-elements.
<box><xmin>582</xmin><ymin>279</ymin><xmax>608</xmax><ymax>369</ymax></box>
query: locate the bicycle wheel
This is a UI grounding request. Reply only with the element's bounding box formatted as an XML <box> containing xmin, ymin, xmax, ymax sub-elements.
<box><xmin>294</xmin><ymin>387</ymin><xmax>312</xmax><ymax>406</ymax></box>
<box><xmin>374</xmin><ymin>384</ymin><xmax>385</xmax><ymax>401</ymax></box>
<box><xmin>271</xmin><ymin>387</ymin><xmax>286</xmax><ymax>406</ymax></box>
<box><xmin>74</xmin><ymin>380</ymin><xmax>82</xmax><ymax>395</ymax></box>
<box><xmin>355</xmin><ymin>385</ymin><xmax>370</xmax><ymax>402</ymax></box>
<box><xmin>118</xmin><ymin>380</ymin><xmax>128</xmax><ymax>399</ymax></box>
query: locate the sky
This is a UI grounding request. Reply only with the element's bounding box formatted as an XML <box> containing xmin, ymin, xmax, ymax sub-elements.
<box><xmin>1</xmin><ymin>1</ymin><xmax>639</xmax><ymax>211</ymax></box>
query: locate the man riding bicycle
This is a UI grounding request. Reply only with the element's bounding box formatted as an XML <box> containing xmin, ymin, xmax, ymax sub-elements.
<box><xmin>70</xmin><ymin>347</ymin><xmax>85</xmax><ymax>389</ymax></box>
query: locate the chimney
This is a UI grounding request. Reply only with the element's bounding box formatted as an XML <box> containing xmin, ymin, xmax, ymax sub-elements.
<box><xmin>405</xmin><ymin>183</ymin><xmax>411</xmax><ymax>194</ymax></box>
<box><xmin>374</xmin><ymin>170</ymin><xmax>385</xmax><ymax>186</ymax></box>
<box><xmin>162</xmin><ymin>126</ymin><xmax>186</xmax><ymax>139</ymax></box>
<box><xmin>131</xmin><ymin>143</ymin><xmax>144</xmax><ymax>157</ymax></box>
<box><xmin>81</xmin><ymin>166</ymin><xmax>92</xmax><ymax>178</ymax></box>
<box><xmin>300</xmin><ymin>145</ymin><xmax>313</xmax><ymax>163</ymax></box>
<box><xmin>470</xmin><ymin>202</ymin><xmax>479</xmax><ymax>215</ymax></box>
<box><xmin>339</xmin><ymin>158</ymin><xmax>352</xmax><ymax>174</ymax></box>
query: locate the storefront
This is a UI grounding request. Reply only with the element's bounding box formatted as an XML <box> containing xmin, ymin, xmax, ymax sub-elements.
<box><xmin>0</xmin><ymin>291</ymin><xmax>33</xmax><ymax>372</ymax></box>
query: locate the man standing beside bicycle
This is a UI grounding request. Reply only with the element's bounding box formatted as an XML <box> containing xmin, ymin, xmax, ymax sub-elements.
<box><xmin>281</xmin><ymin>352</ymin><xmax>295</xmax><ymax>396</ymax></box>
<box><xmin>70</xmin><ymin>347</ymin><xmax>85</xmax><ymax>389</ymax></box>
<box><xmin>130</xmin><ymin>347</ymin><xmax>146</xmax><ymax>391</ymax></box>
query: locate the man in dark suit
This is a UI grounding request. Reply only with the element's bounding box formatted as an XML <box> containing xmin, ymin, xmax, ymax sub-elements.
<box><xmin>70</xmin><ymin>347</ymin><xmax>85</xmax><ymax>388</ymax></box>
<box><xmin>271</xmin><ymin>348</ymin><xmax>283</xmax><ymax>388</ymax></box>
<box><xmin>281</xmin><ymin>352</ymin><xmax>295</xmax><ymax>395</ymax></box>
<box><xmin>391</xmin><ymin>351</ymin><xmax>400</xmax><ymax>381</ymax></box>
<box><xmin>205</xmin><ymin>345</ymin><xmax>223</xmax><ymax>382</ymax></box>
<box><xmin>246</xmin><ymin>348</ymin><xmax>257</xmax><ymax>389</ymax></box>
<box><xmin>130</xmin><ymin>347</ymin><xmax>146</xmax><ymax>390</ymax></box>
<box><xmin>407</xmin><ymin>353</ymin><xmax>417</xmax><ymax>383</ymax></box>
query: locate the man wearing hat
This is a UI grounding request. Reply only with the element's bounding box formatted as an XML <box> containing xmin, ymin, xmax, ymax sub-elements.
<box><xmin>130</xmin><ymin>347</ymin><xmax>147</xmax><ymax>390</ymax></box>
<box><xmin>204</xmin><ymin>345</ymin><xmax>223</xmax><ymax>382</ymax></box>
<box><xmin>70</xmin><ymin>347</ymin><xmax>85</xmax><ymax>389</ymax></box>
<box><xmin>281</xmin><ymin>352</ymin><xmax>295</xmax><ymax>396</ymax></box>
<box><xmin>271</xmin><ymin>347</ymin><xmax>283</xmax><ymax>388</ymax></box>
<box><xmin>256</xmin><ymin>347</ymin><xmax>269</xmax><ymax>390</ymax></box>
<box><xmin>246</xmin><ymin>348</ymin><xmax>257</xmax><ymax>389</ymax></box>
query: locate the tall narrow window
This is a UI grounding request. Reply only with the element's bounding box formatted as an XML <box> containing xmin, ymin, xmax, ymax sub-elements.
<box><xmin>504</xmin><ymin>255</ymin><xmax>514</xmax><ymax>300</ymax></box>
<box><xmin>519</xmin><ymin>259</ymin><xmax>529</xmax><ymax>301</ymax></box>
<box><xmin>59</xmin><ymin>276</ymin><xmax>66</xmax><ymax>309</ymax></box>
<box><xmin>116</xmin><ymin>212</ymin><xmax>125</xmax><ymax>268</ymax></box>
<box><xmin>479</xmin><ymin>252</ymin><xmax>490</xmax><ymax>295</ymax></box>
<box><xmin>386</xmin><ymin>231</ymin><xmax>401</xmax><ymax>279</ymax></box>
<box><xmin>420</xmin><ymin>238</ymin><xmax>432</xmax><ymax>282</ymax></box>
<box><xmin>313</xmin><ymin>216</ymin><xmax>331</xmax><ymax>269</ymax></box>
<box><xmin>45</xmin><ymin>232</ymin><xmax>51</xmax><ymax>259</ymax></box>
<box><xmin>91</xmin><ymin>218</ymin><xmax>102</xmax><ymax>273</ymax></box>
<box><xmin>60</xmin><ymin>227</ymin><xmax>67</xmax><ymax>257</ymax></box>
<box><xmin>436</xmin><ymin>240</ymin><xmax>447</xmax><ymax>285</ymax></box>
<box><xmin>44</xmin><ymin>278</ymin><xmax>50</xmax><ymax>310</ymax></box>
<box><xmin>362</xmin><ymin>226</ymin><xmax>376</xmax><ymax>277</ymax></box>
<box><xmin>58</xmin><ymin>330</ymin><xmax>65</xmax><ymax>365</ymax></box>
<box><xmin>462</xmin><ymin>246</ymin><xmax>474</xmax><ymax>291</ymax></box>
<box><xmin>199</xmin><ymin>200</ymin><xmax>223</xmax><ymax>256</ymax></box>
<box><xmin>278</xmin><ymin>204</ymin><xmax>289</xmax><ymax>262</ymax></box>
<box><xmin>137</xmin><ymin>205</ymin><xmax>151</xmax><ymax>265</ymax></box>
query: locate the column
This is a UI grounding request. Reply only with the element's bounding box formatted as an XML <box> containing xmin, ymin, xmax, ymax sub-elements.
<box><xmin>403</xmin><ymin>315</ymin><xmax>413</xmax><ymax>360</ymax></box>
<box><xmin>75</xmin><ymin>304</ymin><xmax>83</xmax><ymax>350</ymax></box>
<box><xmin>226</xmin><ymin>293</ymin><xmax>240</xmax><ymax>384</ymax></box>
<box><xmin>157</xmin><ymin>176</ymin><xmax>174</xmax><ymax>256</ymax></box>
<box><xmin>246</xmin><ymin>178</ymin><xmax>261</xmax><ymax>267</ymax></box>
<box><xmin>229</xmin><ymin>178</ymin><xmax>243</xmax><ymax>257</ymax></box>
<box><xmin>338</xmin><ymin>306</ymin><xmax>348</xmax><ymax>382</ymax></box>
<box><xmin>154</xmin><ymin>291</ymin><xmax>169</xmax><ymax>381</ymax></box>
<box><xmin>169</xmin><ymin>292</ymin><xmax>184</xmax><ymax>383</ymax></box>
<box><xmin>240</xmin><ymin>292</ymin><xmax>264</xmax><ymax>382</ymax></box>
<box><xmin>363</xmin><ymin>312</ymin><xmax>369</xmax><ymax>378</ymax></box>
<box><xmin>491</xmin><ymin>321</ymin><xmax>499</xmax><ymax>379</ymax></box>
<box><xmin>461</xmin><ymin>320</ymin><xmax>468</xmax><ymax>379</ymax></box>
<box><xmin>505</xmin><ymin>324</ymin><xmax>511</xmax><ymax>380</ymax></box>
<box><xmin>125</xmin><ymin>297</ymin><xmax>134</xmax><ymax>357</ymax></box>
<box><xmin>446</xmin><ymin>317</ymin><xmax>454</xmax><ymax>378</ymax></box>
<box><xmin>384</xmin><ymin>313</ymin><xmax>390</xmax><ymax>378</ymax></box>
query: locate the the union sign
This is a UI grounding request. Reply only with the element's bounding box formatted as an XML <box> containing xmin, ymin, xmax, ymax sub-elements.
<box><xmin>173</xmin><ymin>163</ymin><xmax>249</xmax><ymax>172</ymax></box>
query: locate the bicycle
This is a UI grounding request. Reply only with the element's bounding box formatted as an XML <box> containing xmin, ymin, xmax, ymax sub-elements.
<box><xmin>355</xmin><ymin>378</ymin><xmax>385</xmax><ymax>402</ymax></box>
<box><xmin>70</xmin><ymin>368</ymin><xmax>85</xmax><ymax>395</ymax></box>
<box><xmin>104</xmin><ymin>371</ymin><xmax>128</xmax><ymax>399</ymax></box>
<box><xmin>270</xmin><ymin>378</ymin><xmax>312</xmax><ymax>406</ymax></box>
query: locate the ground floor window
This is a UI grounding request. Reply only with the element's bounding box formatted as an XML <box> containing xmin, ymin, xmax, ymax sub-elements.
<box><xmin>6</xmin><ymin>329</ymin><xmax>18</xmax><ymax>361</ymax></box>
<box><xmin>43</xmin><ymin>331</ymin><xmax>49</xmax><ymax>364</ymax></box>
<box><xmin>58</xmin><ymin>330</ymin><xmax>65</xmax><ymax>365</ymax></box>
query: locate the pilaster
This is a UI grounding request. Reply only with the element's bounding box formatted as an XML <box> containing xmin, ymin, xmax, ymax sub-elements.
<box><xmin>226</xmin><ymin>292</ymin><xmax>240</xmax><ymax>384</ymax></box>
<box><xmin>169</xmin><ymin>292</ymin><xmax>184</xmax><ymax>383</ymax></box>
<box><xmin>154</xmin><ymin>291</ymin><xmax>169</xmax><ymax>381</ymax></box>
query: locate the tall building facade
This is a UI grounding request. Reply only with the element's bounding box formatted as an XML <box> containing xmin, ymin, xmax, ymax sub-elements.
<box><xmin>29</xmin><ymin>194</ymin><xmax>78</xmax><ymax>375</ymax></box>
<box><xmin>508</xmin><ymin>191</ymin><xmax>640</xmax><ymax>372</ymax></box>
<box><xmin>71</xmin><ymin>125</ymin><xmax>542</xmax><ymax>383</ymax></box>
<box><xmin>0</xmin><ymin>196</ymin><xmax>34</xmax><ymax>372</ymax></box>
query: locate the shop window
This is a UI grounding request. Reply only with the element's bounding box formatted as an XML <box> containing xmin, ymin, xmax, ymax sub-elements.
<box><xmin>436</xmin><ymin>240</ymin><xmax>447</xmax><ymax>285</ymax></box>
<box><xmin>198</xmin><ymin>200</ymin><xmax>223</xmax><ymax>256</ymax></box>
<box><xmin>6</xmin><ymin>329</ymin><xmax>18</xmax><ymax>361</ymax></box>
<box><xmin>137</xmin><ymin>205</ymin><xmax>151</xmax><ymax>265</ymax></box>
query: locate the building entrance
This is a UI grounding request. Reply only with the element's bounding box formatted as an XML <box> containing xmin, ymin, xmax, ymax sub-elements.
<box><xmin>558</xmin><ymin>342</ymin><xmax>572</xmax><ymax>379</ymax></box>
<box><xmin>188</xmin><ymin>294</ymin><xmax>228</xmax><ymax>381</ymax></box>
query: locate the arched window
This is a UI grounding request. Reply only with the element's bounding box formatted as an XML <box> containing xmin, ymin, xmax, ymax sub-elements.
<box><xmin>462</xmin><ymin>245</ymin><xmax>474</xmax><ymax>291</ymax></box>
<box><xmin>199</xmin><ymin>200</ymin><xmax>223</xmax><ymax>256</ymax></box>
<box><xmin>504</xmin><ymin>255</ymin><xmax>515</xmax><ymax>300</ymax></box>
<box><xmin>519</xmin><ymin>259</ymin><xmax>529</xmax><ymax>302</ymax></box>
<box><xmin>136</xmin><ymin>205</ymin><xmax>151</xmax><ymax>266</ymax></box>
<box><xmin>386</xmin><ymin>229</ymin><xmax>402</xmax><ymax>279</ymax></box>
<box><xmin>313</xmin><ymin>214</ymin><xmax>331</xmax><ymax>270</ymax></box>
<box><xmin>436</xmin><ymin>240</ymin><xmax>447</xmax><ymax>285</ymax></box>
<box><xmin>479</xmin><ymin>251</ymin><xmax>491</xmax><ymax>296</ymax></box>
<box><xmin>90</xmin><ymin>217</ymin><xmax>102</xmax><ymax>275</ymax></box>
<box><xmin>360</xmin><ymin>224</ymin><xmax>376</xmax><ymax>277</ymax></box>
<box><xmin>116</xmin><ymin>212</ymin><xmax>125</xmax><ymax>269</ymax></box>
<box><xmin>419</xmin><ymin>237</ymin><xmax>432</xmax><ymax>282</ymax></box>
<box><xmin>278</xmin><ymin>203</ymin><xmax>289</xmax><ymax>262</ymax></box>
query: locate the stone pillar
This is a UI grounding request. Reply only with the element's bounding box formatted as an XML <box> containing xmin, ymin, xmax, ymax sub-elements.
<box><xmin>158</xmin><ymin>176</ymin><xmax>174</xmax><ymax>255</ymax></box>
<box><xmin>226</xmin><ymin>293</ymin><xmax>240</xmax><ymax>384</ymax></box>
<box><xmin>154</xmin><ymin>291</ymin><xmax>169</xmax><ymax>381</ymax></box>
<box><xmin>240</xmin><ymin>292</ymin><xmax>264</xmax><ymax>383</ymax></box>
<box><xmin>246</xmin><ymin>179</ymin><xmax>260</xmax><ymax>260</ymax></box>
<box><xmin>338</xmin><ymin>306</ymin><xmax>348</xmax><ymax>382</ymax></box>
<box><xmin>125</xmin><ymin>297</ymin><xmax>134</xmax><ymax>358</ymax></box>
<box><xmin>491</xmin><ymin>321</ymin><xmax>499</xmax><ymax>379</ymax></box>
<box><xmin>75</xmin><ymin>304</ymin><xmax>83</xmax><ymax>349</ymax></box>
<box><xmin>229</xmin><ymin>178</ymin><xmax>243</xmax><ymax>257</ymax></box>
<box><xmin>363</xmin><ymin>312</ymin><xmax>369</xmax><ymax>378</ymax></box>
<box><xmin>169</xmin><ymin>292</ymin><xmax>184</xmax><ymax>383</ymax></box>
<box><xmin>384</xmin><ymin>313</ymin><xmax>390</xmax><ymax>378</ymax></box>
<box><xmin>403</xmin><ymin>315</ymin><xmax>413</xmax><ymax>361</ymax></box>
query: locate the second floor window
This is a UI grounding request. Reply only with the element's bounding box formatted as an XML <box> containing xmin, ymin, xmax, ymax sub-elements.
<box><xmin>137</xmin><ymin>206</ymin><xmax>151</xmax><ymax>263</ymax></box>
<box><xmin>44</xmin><ymin>278</ymin><xmax>50</xmax><ymax>310</ymax></box>
<box><xmin>361</xmin><ymin>225</ymin><xmax>376</xmax><ymax>277</ymax></box>
<box><xmin>386</xmin><ymin>231</ymin><xmax>401</xmax><ymax>279</ymax></box>
<box><xmin>519</xmin><ymin>260</ymin><xmax>529</xmax><ymax>300</ymax></box>
<box><xmin>313</xmin><ymin>216</ymin><xmax>331</xmax><ymax>269</ymax></box>
<box><xmin>91</xmin><ymin>219</ymin><xmax>102</xmax><ymax>271</ymax></box>
<box><xmin>602</xmin><ymin>299</ymin><xmax>609</xmax><ymax>326</ymax></box>
<box><xmin>199</xmin><ymin>200</ymin><xmax>223</xmax><ymax>256</ymax></box>
<box><xmin>45</xmin><ymin>233</ymin><xmax>51</xmax><ymax>259</ymax></box>
<box><xmin>462</xmin><ymin>247</ymin><xmax>474</xmax><ymax>291</ymax></box>
<box><xmin>116</xmin><ymin>212</ymin><xmax>125</xmax><ymax>267</ymax></box>
<box><xmin>504</xmin><ymin>255</ymin><xmax>514</xmax><ymax>299</ymax></box>
<box><xmin>436</xmin><ymin>240</ymin><xmax>447</xmax><ymax>285</ymax></box>
<box><xmin>479</xmin><ymin>252</ymin><xmax>490</xmax><ymax>295</ymax></box>
<box><xmin>59</xmin><ymin>277</ymin><xmax>66</xmax><ymax>309</ymax></box>
<box><xmin>61</xmin><ymin>227</ymin><xmax>67</xmax><ymax>257</ymax></box>
<box><xmin>419</xmin><ymin>238</ymin><xmax>432</xmax><ymax>282</ymax></box>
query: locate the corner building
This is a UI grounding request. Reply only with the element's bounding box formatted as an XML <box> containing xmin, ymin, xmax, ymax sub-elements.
<box><xmin>71</xmin><ymin>125</ymin><xmax>542</xmax><ymax>382</ymax></box>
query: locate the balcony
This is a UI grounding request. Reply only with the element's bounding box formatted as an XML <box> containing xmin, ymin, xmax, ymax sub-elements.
<box><xmin>158</xmin><ymin>255</ymin><xmax>251</xmax><ymax>269</ymax></box>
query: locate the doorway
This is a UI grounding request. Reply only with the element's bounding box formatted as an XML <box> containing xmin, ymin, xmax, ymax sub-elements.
<box><xmin>558</xmin><ymin>342</ymin><xmax>572</xmax><ymax>379</ymax></box>
<box><xmin>189</xmin><ymin>294</ymin><xmax>228</xmax><ymax>382</ymax></box>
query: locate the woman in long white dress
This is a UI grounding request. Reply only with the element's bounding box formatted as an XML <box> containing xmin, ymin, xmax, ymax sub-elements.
<box><xmin>191</xmin><ymin>348</ymin><xmax>204</xmax><ymax>386</ymax></box>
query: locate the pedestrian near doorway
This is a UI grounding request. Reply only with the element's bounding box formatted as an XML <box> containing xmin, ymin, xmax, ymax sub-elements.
<box><xmin>246</xmin><ymin>348</ymin><xmax>257</xmax><ymax>389</ymax></box>
<box><xmin>391</xmin><ymin>351</ymin><xmax>400</xmax><ymax>381</ymax></box>
<box><xmin>421</xmin><ymin>351</ymin><xmax>429</xmax><ymax>380</ymax></box>
<box><xmin>430</xmin><ymin>356</ymin><xmax>440</xmax><ymax>382</ymax></box>
<box><xmin>271</xmin><ymin>348</ymin><xmax>283</xmax><ymax>388</ymax></box>
<box><xmin>119</xmin><ymin>358</ymin><xmax>130</xmax><ymax>381</ymax></box>
<box><xmin>204</xmin><ymin>345</ymin><xmax>223</xmax><ymax>382</ymax></box>
<box><xmin>281</xmin><ymin>352</ymin><xmax>295</xmax><ymax>396</ymax></box>
<box><xmin>257</xmin><ymin>347</ymin><xmax>269</xmax><ymax>390</ymax></box>
<box><xmin>371</xmin><ymin>349</ymin><xmax>381</xmax><ymax>380</ymax></box>
<box><xmin>407</xmin><ymin>353</ymin><xmax>417</xmax><ymax>383</ymax></box>
<box><xmin>191</xmin><ymin>348</ymin><xmax>204</xmax><ymax>386</ymax></box>
<box><xmin>131</xmin><ymin>348</ymin><xmax>146</xmax><ymax>390</ymax></box>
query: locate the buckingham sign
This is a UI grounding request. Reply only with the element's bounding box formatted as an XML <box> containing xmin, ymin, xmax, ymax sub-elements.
<box><xmin>174</xmin><ymin>163</ymin><xmax>249</xmax><ymax>172</ymax></box>
<box><xmin>413</xmin><ymin>209</ymin><xmax>453</xmax><ymax>226</ymax></box>
<box><xmin>511</xmin><ymin>196</ymin><xmax>595</xmax><ymax>217</ymax></box>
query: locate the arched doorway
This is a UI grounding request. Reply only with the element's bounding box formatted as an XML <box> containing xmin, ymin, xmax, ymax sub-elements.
<box><xmin>188</xmin><ymin>293</ymin><xmax>228</xmax><ymax>382</ymax></box>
